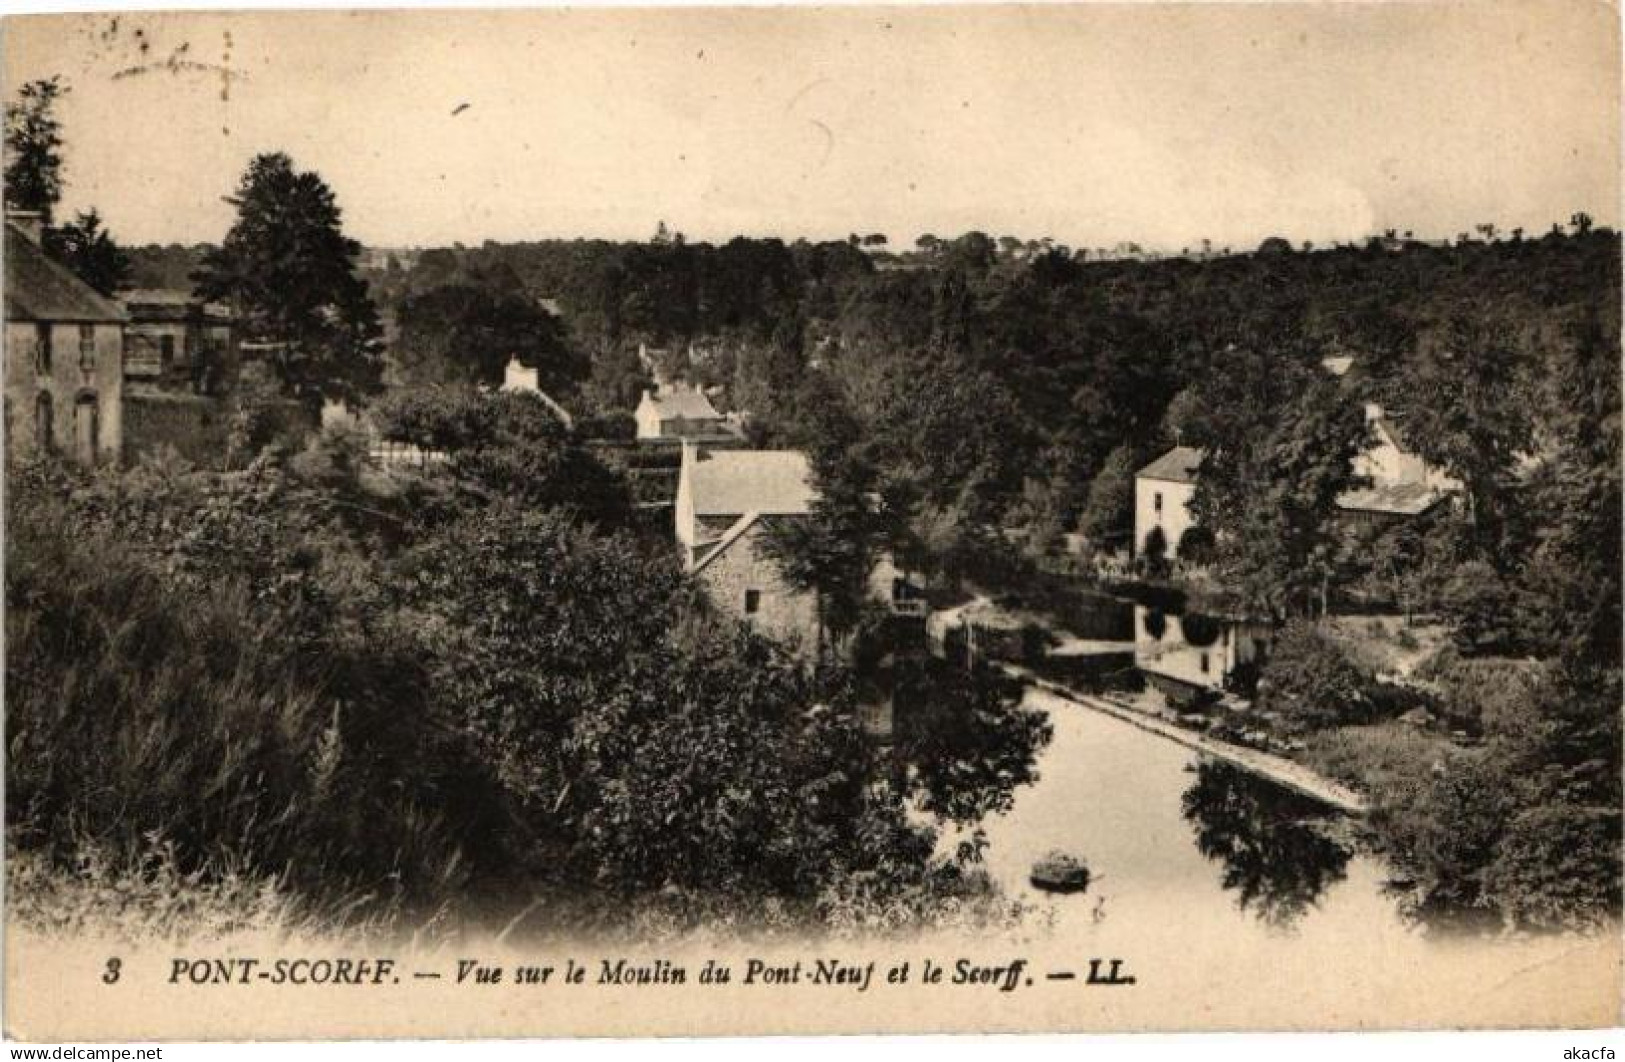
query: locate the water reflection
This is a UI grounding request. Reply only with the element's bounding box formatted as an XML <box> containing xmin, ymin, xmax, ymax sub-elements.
<box><xmin>1180</xmin><ymin>759</ymin><xmax>1352</xmax><ymax>929</ymax></box>
<box><xmin>891</xmin><ymin>658</ymin><xmax>1055</xmax><ymax>826</ymax></box>
<box><xmin>1134</xmin><ymin>605</ymin><xmax>1271</xmax><ymax>700</ymax></box>
<box><xmin>1383</xmin><ymin>881</ymin><xmax>1510</xmax><ymax>938</ymax></box>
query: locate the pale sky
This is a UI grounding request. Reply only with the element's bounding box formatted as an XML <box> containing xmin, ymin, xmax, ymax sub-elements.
<box><xmin>4</xmin><ymin>2</ymin><xmax>1619</xmax><ymax>251</ymax></box>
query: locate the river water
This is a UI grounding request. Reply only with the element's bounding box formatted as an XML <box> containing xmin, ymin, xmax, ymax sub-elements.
<box><xmin>924</xmin><ymin>685</ymin><xmax>1620</xmax><ymax>1030</ymax></box>
<box><xmin>971</xmin><ymin>687</ymin><xmax>1405</xmax><ymax>945</ymax></box>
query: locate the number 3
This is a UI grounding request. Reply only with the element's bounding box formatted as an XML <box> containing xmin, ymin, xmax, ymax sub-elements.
<box><xmin>102</xmin><ymin>957</ymin><xmax>121</xmax><ymax>984</ymax></box>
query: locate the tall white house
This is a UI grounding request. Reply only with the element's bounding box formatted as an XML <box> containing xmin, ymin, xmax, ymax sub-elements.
<box><xmin>1133</xmin><ymin>446</ymin><xmax>1203</xmax><ymax>559</ymax></box>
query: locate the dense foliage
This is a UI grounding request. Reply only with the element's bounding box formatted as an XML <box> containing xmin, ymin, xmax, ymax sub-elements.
<box><xmin>6</xmin><ymin>389</ymin><xmax>1044</xmax><ymax>936</ymax></box>
<box><xmin>99</xmin><ymin>216</ymin><xmax>1625</xmax><ymax>936</ymax></box>
<box><xmin>40</xmin><ymin>208</ymin><xmax>130</xmax><ymax>297</ymax></box>
<box><xmin>393</xmin><ymin>272</ymin><xmax>585</xmax><ymax>392</ymax></box>
<box><xmin>1256</xmin><ymin>622</ymin><xmax>1375</xmax><ymax>732</ymax></box>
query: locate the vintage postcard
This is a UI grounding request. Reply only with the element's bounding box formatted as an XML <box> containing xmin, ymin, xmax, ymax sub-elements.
<box><xmin>2</xmin><ymin>1</ymin><xmax>1621</xmax><ymax>1042</ymax></box>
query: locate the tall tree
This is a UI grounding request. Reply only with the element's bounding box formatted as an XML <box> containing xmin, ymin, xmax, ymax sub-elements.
<box><xmin>1397</xmin><ymin>314</ymin><xmax>1533</xmax><ymax>545</ymax></box>
<box><xmin>1187</xmin><ymin>349</ymin><xmax>1369</xmax><ymax>619</ymax></box>
<box><xmin>43</xmin><ymin>208</ymin><xmax>130</xmax><ymax>297</ymax></box>
<box><xmin>762</xmin><ymin>375</ymin><xmax>890</xmax><ymax>657</ymax></box>
<box><xmin>193</xmin><ymin>152</ymin><xmax>384</xmax><ymax>405</ymax></box>
<box><xmin>4</xmin><ymin>77</ymin><xmax>67</xmax><ymax>222</ymax></box>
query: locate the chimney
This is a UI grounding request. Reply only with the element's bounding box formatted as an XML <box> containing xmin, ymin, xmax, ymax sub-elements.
<box><xmin>6</xmin><ymin>209</ymin><xmax>43</xmax><ymax>243</ymax></box>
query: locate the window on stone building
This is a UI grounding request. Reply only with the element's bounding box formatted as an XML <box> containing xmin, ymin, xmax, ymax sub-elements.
<box><xmin>1154</xmin><ymin>491</ymin><xmax>1163</xmax><ymax>513</ymax></box>
<box><xmin>34</xmin><ymin>391</ymin><xmax>53</xmax><ymax>452</ymax></box>
<box><xmin>744</xmin><ymin>589</ymin><xmax>761</xmax><ymax>615</ymax></box>
<box><xmin>74</xmin><ymin>394</ymin><xmax>99</xmax><ymax>464</ymax></box>
<box><xmin>160</xmin><ymin>334</ymin><xmax>175</xmax><ymax>363</ymax></box>
<box><xmin>78</xmin><ymin>324</ymin><xmax>96</xmax><ymax>371</ymax></box>
<box><xmin>1199</xmin><ymin>652</ymin><xmax>1210</xmax><ymax>674</ymax></box>
<box><xmin>34</xmin><ymin>323</ymin><xmax>51</xmax><ymax>374</ymax></box>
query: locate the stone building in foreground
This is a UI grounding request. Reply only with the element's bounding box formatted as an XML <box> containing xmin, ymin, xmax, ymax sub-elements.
<box><xmin>4</xmin><ymin>213</ymin><xmax>126</xmax><ymax>465</ymax></box>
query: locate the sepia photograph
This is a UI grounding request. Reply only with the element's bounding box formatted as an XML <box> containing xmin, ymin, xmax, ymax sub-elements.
<box><xmin>1</xmin><ymin>0</ymin><xmax>1620</xmax><ymax>1043</ymax></box>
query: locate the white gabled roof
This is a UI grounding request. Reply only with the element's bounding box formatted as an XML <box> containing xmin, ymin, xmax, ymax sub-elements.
<box><xmin>685</xmin><ymin>448</ymin><xmax>815</xmax><ymax>517</ymax></box>
<box><xmin>641</xmin><ymin>385</ymin><xmax>721</xmax><ymax>421</ymax></box>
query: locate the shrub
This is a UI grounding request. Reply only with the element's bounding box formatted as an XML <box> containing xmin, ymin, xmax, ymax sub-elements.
<box><xmin>1298</xmin><ymin>721</ymin><xmax>1455</xmax><ymax>794</ymax></box>
<box><xmin>1438</xmin><ymin>560</ymin><xmax>1528</xmax><ymax>655</ymax></box>
<box><xmin>1177</xmin><ymin>525</ymin><xmax>1215</xmax><ymax>565</ymax></box>
<box><xmin>1430</xmin><ymin>656</ymin><xmax>1548</xmax><ymax>734</ymax></box>
<box><xmin>575</xmin><ymin>410</ymin><xmax>636</xmax><ymax>441</ymax></box>
<box><xmin>5</xmin><ymin>489</ymin><xmax>494</xmax><ymax>918</ymax></box>
<box><xmin>1373</xmin><ymin>750</ymin><xmax>1512</xmax><ymax>914</ymax></box>
<box><xmin>1142</xmin><ymin>525</ymin><xmax>1168</xmax><ymax>562</ymax></box>
<box><xmin>1484</xmin><ymin>804</ymin><xmax>1623</xmax><ymax>931</ymax></box>
<box><xmin>1256</xmin><ymin>621</ymin><xmax>1374</xmax><ymax>731</ymax></box>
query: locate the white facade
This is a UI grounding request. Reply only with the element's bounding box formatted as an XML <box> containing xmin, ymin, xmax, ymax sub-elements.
<box><xmin>1133</xmin><ymin>446</ymin><xmax>1204</xmax><ymax>559</ymax></box>
<box><xmin>1352</xmin><ymin>403</ymin><xmax>1461</xmax><ymax>492</ymax></box>
<box><xmin>501</xmin><ymin>357</ymin><xmax>539</xmax><ymax>393</ymax></box>
<box><xmin>1134</xmin><ymin>476</ymin><xmax>1198</xmax><ymax>559</ymax></box>
<box><xmin>635</xmin><ymin>385</ymin><xmax>726</xmax><ymax>442</ymax></box>
<box><xmin>634</xmin><ymin>391</ymin><xmax>664</xmax><ymax>441</ymax></box>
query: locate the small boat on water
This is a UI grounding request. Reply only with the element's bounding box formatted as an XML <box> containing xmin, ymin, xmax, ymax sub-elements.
<box><xmin>1030</xmin><ymin>850</ymin><xmax>1091</xmax><ymax>893</ymax></box>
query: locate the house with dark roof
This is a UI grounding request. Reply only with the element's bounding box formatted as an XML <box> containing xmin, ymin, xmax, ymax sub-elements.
<box><xmin>4</xmin><ymin>213</ymin><xmax>126</xmax><ymax>464</ymax></box>
<box><xmin>1134</xmin><ymin>445</ymin><xmax>1204</xmax><ymax>559</ymax></box>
